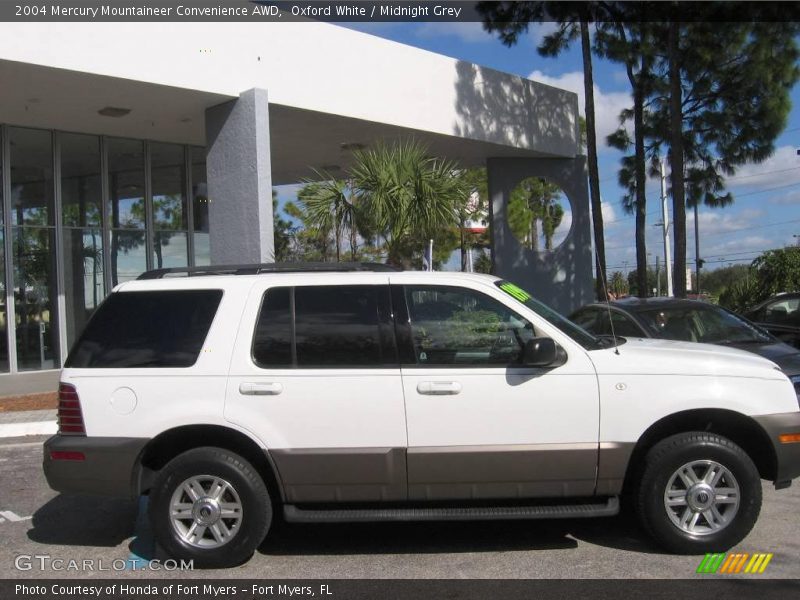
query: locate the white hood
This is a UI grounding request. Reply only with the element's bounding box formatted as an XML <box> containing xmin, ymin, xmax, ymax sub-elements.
<box><xmin>587</xmin><ymin>337</ymin><xmax>786</xmax><ymax>380</ymax></box>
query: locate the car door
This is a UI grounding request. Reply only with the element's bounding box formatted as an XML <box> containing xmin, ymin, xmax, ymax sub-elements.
<box><xmin>393</xmin><ymin>279</ymin><xmax>600</xmax><ymax>501</ymax></box>
<box><xmin>225</xmin><ymin>278</ymin><xmax>408</xmax><ymax>503</ymax></box>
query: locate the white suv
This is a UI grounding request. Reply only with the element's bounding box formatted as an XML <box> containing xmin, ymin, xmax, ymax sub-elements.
<box><xmin>43</xmin><ymin>264</ymin><xmax>800</xmax><ymax>568</ymax></box>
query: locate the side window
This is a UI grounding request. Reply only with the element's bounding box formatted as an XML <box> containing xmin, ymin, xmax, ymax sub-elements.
<box><xmin>764</xmin><ymin>298</ymin><xmax>800</xmax><ymax>325</ymax></box>
<box><xmin>571</xmin><ymin>309</ymin><xmax>600</xmax><ymax>334</ymax></box>
<box><xmin>65</xmin><ymin>290</ymin><xmax>223</xmax><ymax>368</ymax></box>
<box><xmin>252</xmin><ymin>285</ymin><xmax>396</xmax><ymax>368</ymax></box>
<box><xmin>610</xmin><ymin>312</ymin><xmax>644</xmax><ymax>337</ymax></box>
<box><xmin>404</xmin><ymin>285</ymin><xmax>535</xmax><ymax>366</ymax></box>
<box><xmin>252</xmin><ymin>287</ymin><xmax>292</xmax><ymax>367</ymax></box>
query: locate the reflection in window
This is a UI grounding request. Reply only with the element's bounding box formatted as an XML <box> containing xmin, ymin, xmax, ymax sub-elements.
<box><xmin>61</xmin><ymin>133</ymin><xmax>105</xmax><ymax>346</ymax></box>
<box><xmin>13</xmin><ymin>228</ymin><xmax>58</xmax><ymax>371</ymax></box>
<box><xmin>191</xmin><ymin>147</ymin><xmax>209</xmax><ymax>266</ymax></box>
<box><xmin>108</xmin><ymin>139</ymin><xmax>144</xmax><ymax>285</ymax></box>
<box><xmin>10</xmin><ymin>128</ymin><xmax>53</xmax><ymax>227</ymax></box>
<box><xmin>61</xmin><ymin>133</ymin><xmax>101</xmax><ymax>227</ymax></box>
<box><xmin>111</xmin><ymin>230</ymin><xmax>147</xmax><ymax>285</ymax></box>
<box><xmin>0</xmin><ymin>130</ymin><xmax>6</xmax><ymax>373</ymax></box>
<box><xmin>64</xmin><ymin>228</ymin><xmax>105</xmax><ymax>347</ymax></box>
<box><xmin>10</xmin><ymin>127</ymin><xmax>59</xmax><ymax>371</ymax></box>
<box><xmin>405</xmin><ymin>286</ymin><xmax>534</xmax><ymax>366</ymax></box>
<box><xmin>152</xmin><ymin>143</ymin><xmax>188</xmax><ymax>269</ymax></box>
<box><xmin>0</xmin><ymin>230</ymin><xmax>7</xmax><ymax>373</ymax></box>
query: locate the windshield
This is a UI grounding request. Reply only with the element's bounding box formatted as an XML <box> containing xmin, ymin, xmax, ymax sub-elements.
<box><xmin>494</xmin><ymin>280</ymin><xmax>603</xmax><ymax>350</ymax></box>
<box><xmin>637</xmin><ymin>304</ymin><xmax>774</xmax><ymax>344</ymax></box>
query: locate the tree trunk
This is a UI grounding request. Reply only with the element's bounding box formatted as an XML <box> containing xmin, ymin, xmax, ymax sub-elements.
<box><xmin>460</xmin><ymin>214</ymin><xmax>468</xmax><ymax>271</ymax></box>
<box><xmin>581</xmin><ymin>20</ymin><xmax>607</xmax><ymax>301</ymax></box>
<box><xmin>634</xmin><ymin>52</ymin><xmax>649</xmax><ymax>298</ymax></box>
<box><xmin>668</xmin><ymin>21</ymin><xmax>687</xmax><ymax>297</ymax></box>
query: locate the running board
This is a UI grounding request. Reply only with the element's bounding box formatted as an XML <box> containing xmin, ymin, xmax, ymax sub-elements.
<box><xmin>284</xmin><ymin>497</ymin><xmax>619</xmax><ymax>523</ymax></box>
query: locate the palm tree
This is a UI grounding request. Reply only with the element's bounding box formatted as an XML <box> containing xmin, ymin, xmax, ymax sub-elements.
<box><xmin>298</xmin><ymin>174</ymin><xmax>360</xmax><ymax>262</ymax></box>
<box><xmin>349</xmin><ymin>140</ymin><xmax>467</xmax><ymax>266</ymax></box>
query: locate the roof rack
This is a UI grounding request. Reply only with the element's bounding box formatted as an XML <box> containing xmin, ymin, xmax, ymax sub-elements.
<box><xmin>137</xmin><ymin>262</ymin><xmax>401</xmax><ymax>280</ymax></box>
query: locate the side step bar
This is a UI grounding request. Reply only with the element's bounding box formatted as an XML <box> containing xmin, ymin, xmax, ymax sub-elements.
<box><xmin>284</xmin><ymin>497</ymin><xmax>619</xmax><ymax>523</ymax></box>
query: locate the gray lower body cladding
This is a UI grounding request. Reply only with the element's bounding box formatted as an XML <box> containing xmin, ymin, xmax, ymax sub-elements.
<box><xmin>269</xmin><ymin>443</ymin><xmax>631</xmax><ymax>503</ymax></box>
<box><xmin>43</xmin><ymin>435</ymin><xmax>149</xmax><ymax>499</ymax></box>
<box><xmin>753</xmin><ymin>411</ymin><xmax>800</xmax><ymax>484</ymax></box>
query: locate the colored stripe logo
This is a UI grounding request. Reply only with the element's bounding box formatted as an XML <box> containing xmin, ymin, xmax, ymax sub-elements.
<box><xmin>697</xmin><ymin>553</ymin><xmax>773</xmax><ymax>574</ymax></box>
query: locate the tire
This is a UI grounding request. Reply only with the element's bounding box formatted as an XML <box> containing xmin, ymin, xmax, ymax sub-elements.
<box><xmin>635</xmin><ymin>432</ymin><xmax>761</xmax><ymax>554</ymax></box>
<box><xmin>149</xmin><ymin>447</ymin><xmax>271</xmax><ymax>568</ymax></box>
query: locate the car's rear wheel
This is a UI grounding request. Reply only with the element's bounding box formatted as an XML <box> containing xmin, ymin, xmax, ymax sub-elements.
<box><xmin>636</xmin><ymin>432</ymin><xmax>761</xmax><ymax>554</ymax></box>
<box><xmin>149</xmin><ymin>447</ymin><xmax>271</xmax><ymax>568</ymax></box>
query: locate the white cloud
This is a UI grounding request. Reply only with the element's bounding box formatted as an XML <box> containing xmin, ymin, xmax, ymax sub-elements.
<box><xmin>415</xmin><ymin>22</ymin><xmax>492</xmax><ymax>44</ymax></box>
<box><xmin>527</xmin><ymin>70</ymin><xmax>631</xmax><ymax>151</ymax></box>
<box><xmin>769</xmin><ymin>189</ymin><xmax>800</xmax><ymax>205</ymax></box>
<box><xmin>725</xmin><ymin>145</ymin><xmax>800</xmax><ymax>190</ymax></box>
<box><xmin>601</xmin><ymin>201</ymin><xmax>617</xmax><ymax>225</ymax></box>
<box><xmin>686</xmin><ymin>208</ymin><xmax>765</xmax><ymax>236</ymax></box>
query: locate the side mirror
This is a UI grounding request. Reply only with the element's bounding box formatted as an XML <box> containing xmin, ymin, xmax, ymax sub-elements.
<box><xmin>522</xmin><ymin>337</ymin><xmax>563</xmax><ymax>367</ymax></box>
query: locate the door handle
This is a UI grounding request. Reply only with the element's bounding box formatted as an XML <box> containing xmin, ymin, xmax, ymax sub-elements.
<box><xmin>417</xmin><ymin>381</ymin><xmax>462</xmax><ymax>395</ymax></box>
<box><xmin>239</xmin><ymin>382</ymin><xmax>283</xmax><ymax>396</ymax></box>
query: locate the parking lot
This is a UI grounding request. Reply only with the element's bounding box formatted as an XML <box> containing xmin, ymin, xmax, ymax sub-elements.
<box><xmin>1</xmin><ymin>435</ymin><xmax>799</xmax><ymax>580</ymax></box>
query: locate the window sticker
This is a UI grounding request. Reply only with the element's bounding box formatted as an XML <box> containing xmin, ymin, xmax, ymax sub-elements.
<box><xmin>498</xmin><ymin>282</ymin><xmax>531</xmax><ymax>303</ymax></box>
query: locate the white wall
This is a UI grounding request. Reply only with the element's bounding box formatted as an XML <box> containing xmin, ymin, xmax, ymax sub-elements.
<box><xmin>0</xmin><ymin>21</ymin><xmax>578</xmax><ymax>156</ymax></box>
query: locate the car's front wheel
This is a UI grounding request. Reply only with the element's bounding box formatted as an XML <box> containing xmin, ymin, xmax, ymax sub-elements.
<box><xmin>636</xmin><ymin>432</ymin><xmax>761</xmax><ymax>554</ymax></box>
<box><xmin>149</xmin><ymin>447</ymin><xmax>271</xmax><ymax>568</ymax></box>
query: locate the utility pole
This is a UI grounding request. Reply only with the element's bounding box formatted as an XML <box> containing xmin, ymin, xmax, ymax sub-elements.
<box><xmin>656</xmin><ymin>255</ymin><xmax>661</xmax><ymax>297</ymax></box>
<box><xmin>694</xmin><ymin>203</ymin><xmax>702</xmax><ymax>294</ymax></box>
<box><xmin>659</xmin><ymin>156</ymin><xmax>674</xmax><ymax>296</ymax></box>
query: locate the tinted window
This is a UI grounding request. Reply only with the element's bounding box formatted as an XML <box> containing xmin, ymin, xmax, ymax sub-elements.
<box><xmin>610</xmin><ymin>312</ymin><xmax>644</xmax><ymax>337</ymax></box>
<box><xmin>65</xmin><ymin>290</ymin><xmax>222</xmax><ymax>368</ymax></box>
<box><xmin>638</xmin><ymin>305</ymin><xmax>772</xmax><ymax>344</ymax></box>
<box><xmin>571</xmin><ymin>309</ymin><xmax>600</xmax><ymax>332</ymax></box>
<box><xmin>252</xmin><ymin>287</ymin><xmax>292</xmax><ymax>367</ymax></box>
<box><xmin>494</xmin><ymin>280</ymin><xmax>601</xmax><ymax>350</ymax></box>
<box><xmin>405</xmin><ymin>285</ymin><xmax>535</xmax><ymax>366</ymax></box>
<box><xmin>252</xmin><ymin>285</ymin><xmax>395</xmax><ymax>368</ymax></box>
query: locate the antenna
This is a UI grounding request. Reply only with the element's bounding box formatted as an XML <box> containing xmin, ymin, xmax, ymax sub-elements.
<box><xmin>594</xmin><ymin>245</ymin><xmax>620</xmax><ymax>355</ymax></box>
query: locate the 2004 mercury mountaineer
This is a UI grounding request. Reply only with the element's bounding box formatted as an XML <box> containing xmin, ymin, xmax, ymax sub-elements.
<box><xmin>43</xmin><ymin>263</ymin><xmax>800</xmax><ymax>568</ymax></box>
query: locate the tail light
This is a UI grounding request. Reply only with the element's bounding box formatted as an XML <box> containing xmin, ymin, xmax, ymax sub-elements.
<box><xmin>57</xmin><ymin>383</ymin><xmax>85</xmax><ymax>435</ymax></box>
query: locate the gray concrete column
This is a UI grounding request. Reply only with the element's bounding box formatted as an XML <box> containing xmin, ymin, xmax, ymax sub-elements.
<box><xmin>488</xmin><ymin>157</ymin><xmax>593</xmax><ymax>315</ymax></box>
<box><xmin>205</xmin><ymin>88</ymin><xmax>274</xmax><ymax>264</ymax></box>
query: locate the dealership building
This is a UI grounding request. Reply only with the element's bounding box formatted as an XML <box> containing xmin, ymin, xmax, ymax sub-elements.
<box><xmin>0</xmin><ymin>20</ymin><xmax>589</xmax><ymax>376</ymax></box>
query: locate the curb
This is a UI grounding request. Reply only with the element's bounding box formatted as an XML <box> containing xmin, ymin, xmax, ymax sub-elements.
<box><xmin>0</xmin><ymin>420</ymin><xmax>57</xmax><ymax>438</ymax></box>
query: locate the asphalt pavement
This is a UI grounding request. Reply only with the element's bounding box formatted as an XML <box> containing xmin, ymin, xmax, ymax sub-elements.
<box><xmin>1</xmin><ymin>436</ymin><xmax>798</xmax><ymax>580</ymax></box>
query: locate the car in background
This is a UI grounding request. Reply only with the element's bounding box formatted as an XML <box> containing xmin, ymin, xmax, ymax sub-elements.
<box><xmin>570</xmin><ymin>297</ymin><xmax>800</xmax><ymax>396</ymax></box>
<box><xmin>744</xmin><ymin>292</ymin><xmax>800</xmax><ymax>350</ymax></box>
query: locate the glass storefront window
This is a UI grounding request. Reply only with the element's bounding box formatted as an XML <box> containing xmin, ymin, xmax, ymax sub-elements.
<box><xmin>0</xmin><ymin>128</ymin><xmax>7</xmax><ymax>373</ymax></box>
<box><xmin>10</xmin><ymin>128</ymin><xmax>53</xmax><ymax>227</ymax></box>
<box><xmin>152</xmin><ymin>143</ymin><xmax>188</xmax><ymax>269</ymax></box>
<box><xmin>12</xmin><ymin>227</ymin><xmax>58</xmax><ymax>371</ymax></box>
<box><xmin>111</xmin><ymin>229</ymin><xmax>147</xmax><ymax>285</ymax></box>
<box><xmin>61</xmin><ymin>133</ymin><xmax>105</xmax><ymax>346</ymax></box>
<box><xmin>107</xmin><ymin>138</ymin><xmax>145</xmax><ymax>229</ymax></box>
<box><xmin>191</xmin><ymin>147</ymin><xmax>209</xmax><ymax>266</ymax></box>
<box><xmin>1</xmin><ymin>124</ymin><xmax>206</xmax><ymax>372</ymax></box>
<box><xmin>10</xmin><ymin>127</ymin><xmax>58</xmax><ymax>371</ymax></box>
<box><xmin>108</xmin><ymin>138</ymin><xmax>145</xmax><ymax>286</ymax></box>
<box><xmin>61</xmin><ymin>133</ymin><xmax>102</xmax><ymax>228</ymax></box>
<box><xmin>0</xmin><ymin>230</ymin><xmax>8</xmax><ymax>373</ymax></box>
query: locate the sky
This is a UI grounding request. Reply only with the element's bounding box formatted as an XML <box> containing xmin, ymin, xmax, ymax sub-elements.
<box><xmin>278</xmin><ymin>20</ymin><xmax>800</xmax><ymax>278</ymax></box>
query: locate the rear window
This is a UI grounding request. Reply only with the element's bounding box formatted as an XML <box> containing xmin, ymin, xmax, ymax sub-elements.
<box><xmin>65</xmin><ymin>290</ymin><xmax>223</xmax><ymax>368</ymax></box>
